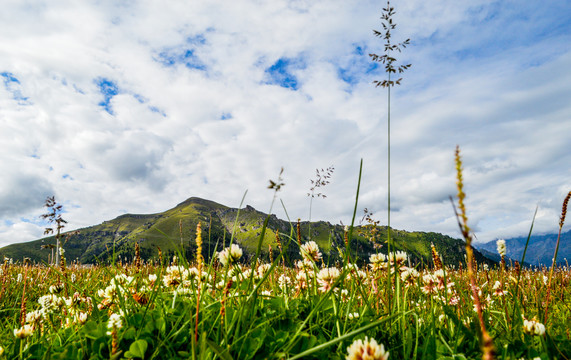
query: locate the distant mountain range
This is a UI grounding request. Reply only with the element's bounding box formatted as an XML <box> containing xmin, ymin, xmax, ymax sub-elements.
<box><xmin>476</xmin><ymin>230</ymin><xmax>570</xmax><ymax>267</ymax></box>
<box><xmin>0</xmin><ymin>197</ymin><xmax>496</xmax><ymax>267</ymax></box>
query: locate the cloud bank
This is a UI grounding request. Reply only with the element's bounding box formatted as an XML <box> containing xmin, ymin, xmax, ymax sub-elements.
<box><xmin>1</xmin><ymin>0</ymin><xmax>570</xmax><ymax>248</ymax></box>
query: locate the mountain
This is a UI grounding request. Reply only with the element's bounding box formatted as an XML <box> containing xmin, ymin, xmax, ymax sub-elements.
<box><xmin>476</xmin><ymin>230</ymin><xmax>571</xmax><ymax>267</ymax></box>
<box><xmin>0</xmin><ymin>197</ymin><xmax>495</xmax><ymax>268</ymax></box>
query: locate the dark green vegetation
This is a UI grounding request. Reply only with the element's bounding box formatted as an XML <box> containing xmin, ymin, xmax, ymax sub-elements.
<box><xmin>0</xmin><ymin>197</ymin><xmax>495</xmax><ymax>268</ymax></box>
<box><xmin>477</xmin><ymin>230</ymin><xmax>571</xmax><ymax>267</ymax></box>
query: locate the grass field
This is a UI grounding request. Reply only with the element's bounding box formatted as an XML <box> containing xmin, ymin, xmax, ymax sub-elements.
<box><xmin>0</xmin><ymin>232</ymin><xmax>569</xmax><ymax>359</ymax></box>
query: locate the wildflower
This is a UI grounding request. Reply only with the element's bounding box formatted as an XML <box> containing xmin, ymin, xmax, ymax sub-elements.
<box><xmin>25</xmin><ymin>310</ymin><xmax>42</xmax><ymax>326</ymax></box>
<box><xmin>71</xmin><ymin>273</ymin><xmax>77</xmax><ymax>283</ymax></box>
<box><xmin>295</xmin><ymin>271</ymin><xmax>311</xmax><ymax>290</ymax></box>
<box><xmin>369</xmin><ymin>253</ymin><xmax>387</xmax><ymax>272</ymax></box>
<box><xmin>16</xmin><ymin>273</ymin><xmax>22</xmax><ymax>282</ymax></box>
<box><xmin>77</xmin><ymin>312</ymin><xmax>88</xmax><ymax>324</ymax></box>
<box><xmin>496</xmin><ymin>239</ymin><xmax>506</xmax><ymax>257</ymax></box>
<box><xmin>389</xmin><ymin>251</ymin><xmax>408</xmax><ymax>266</ymax></box>
<box><xmin>295</xmin><ymin>259</ymin><xmax>314</xmax><ymax>271</ymax></box>
<box><xmin>346</xmin><ymin>336</ymin><xmax>389</xmax><ymax>360</ymax></box>
<box><xmin>317</xmin><ymin>267</ymin><xmax>340</xmax><ymax>293</ymax></box>
<box><xmin>256</xmin><ymin>263</ymin><xmax>272</xmax><ymax>279</ymax></box>
<box><xmin>300</xmin><ymin>241</ymin><xmax>322</xmax><ymax>262</ymax></box>
<box><xmin>400</xmin><ymin>267</ymin><xmax>419</xmax><ymax>287</ymax></box>
<box><xmin>14</xmin><ymin>324</ymin><xmax>33</xmax><ymax>339</ymax></box>
<box><xmin>49</xmin><ymin>283</ymin><xmax>64</xmax><ymax>294</ymax></box>
<box><xmin>0</xmin><ymin>345</ymin><xmax>3</xmax><ymax>355</ymax></box>
<box><xmin>106</xmin><ymin>313</ymin><xmax>123</xmax><ymax>334</ymax></box>
<box><xmin>278</xmin><ymin>274</ymin><xmax>292</xmax><ymax>292</ymax></box>
<box><xmin>421</xmin><ymin>273</ymin><xmax>438</xmax><ymax>295</ymax></box>
<box><xmin>59</xmin><ymin>247</ymin><xmax>66</xmax><ymax>256</ymax></box>
<box><xmin>492</xmin><ymin>281</ymin><xmax>506</xmax><ymax>296</ymax></box>
<box><xmin>347</xmin><ymin>312</ymin><xmax>359</xmax><ymax>320</ymax></box>
<box><xmin>218</xmin><ymin>244</ymin><xmax>243</xmax><ymax>266</ymax></box>
<box><xmin>523</xmin><ymin>316</ymin><xmax>545</xmax><ymax>336</ymax></box>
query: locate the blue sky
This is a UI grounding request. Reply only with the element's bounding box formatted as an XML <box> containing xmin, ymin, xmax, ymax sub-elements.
<box><xmin>0</xmin><ymin>0</ymin><xmax>570</xmax><ymax>248</ymax></box>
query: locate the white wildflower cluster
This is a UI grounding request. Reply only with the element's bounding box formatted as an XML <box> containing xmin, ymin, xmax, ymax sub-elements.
<box><xmin>369</xmin><ymin>251</ymin><xmax>409</xmax><ymax>273</ymax></box>
<box><xmin>106</xmin><ymin>312</ymin><xmax>123</xmax><ymax>335</ymax></box>
<box><xmin>277</xmin><ymin>274</ymin><xmax>292</xmax><ymax>292</ymax></box>
<box><xmin>420</xmin><ymin>269</ymin><xmax>459</xmax><ymax>305</ymax></box>
<box><xmin>369</xmin><ymin>253</ymin><xmax>388</xmax><ymax>272</ymax></box>
<box><xmin>492</xmin><ymin>281</ymin><xmax>506</xmax><ymax>296</ymax></box>
<box><xmin>316</xmin><ymin>267</ymin><xmax>340</xmax><ymax>293</ymax></box>
<box><xmin>295</xmin><ymin>258</ymin><xmax>315</xmax><ymax>271</ymax></box>
<box><xmin>300</xmin><ymin>241</ymin><xmax>322</xmax><ymax>263</ymax></box>
<box><xmin>522</xmin><ymin>316</ymin><xmax>545</xmax><ymax>336</ymax></box>
<box><xmin>346</xmin><ymin>336</ymin><xmax>389</xmax><ymax>360</ymax></box>
<box><xmin>98</xmin><ymin>274</ymin><xmax>136</xmax><ymax>309</ymax></box>
<box><xmin>14</xmin><ymin>325</ymin><xmax>34</xmax><ymax>339</ymax></box>
<box><xmin>218</xmin><ymin>244</ymin><xmax>243</xmax><ymax>266</ymax></box>
<box><xmin>16</xmin><ymin>290</ymin><xmax>93</xmax><ymax>338</ymax></box>
<box><xmin>295</xmin><ymin>271</ymin><xmax>312</xmax><ymax>291</ymax></box>
<box><xmin>347</xmin><ymin>312</ymin><xmax>359</xmax><ymax>320</ymax></box>
<box><xmin>496</xmin><ymin>239</ymin><xmax>507</xmax><ymax>257</ymax></box>
<box><xmin>400</xmin><ymin>267</ymin><xmax>419</xmax><ymax>287</ymax></box>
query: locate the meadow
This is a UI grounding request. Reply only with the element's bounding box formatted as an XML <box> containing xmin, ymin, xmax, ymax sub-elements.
<box><xmin>0</xmin><ymin>175</ymin><xmax>569</xmax><ymax>360</ymax></box>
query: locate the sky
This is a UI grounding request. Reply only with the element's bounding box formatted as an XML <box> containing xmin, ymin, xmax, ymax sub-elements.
<box><xmin>1</xmin><ymin>0</ymin><xmax>570</xmax><ymax>249</ymax></box>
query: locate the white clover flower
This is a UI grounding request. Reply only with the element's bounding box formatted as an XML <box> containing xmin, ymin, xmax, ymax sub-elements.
<box><xmin>77</xmin><ymin>312</ymin><xmax>88</xmax><ymax>325</ymax></box>
<box><xmin>389</xmin><ymin>251</ymin><xmax>408</xmax><ymax>266</ymax></box>
<box><xmin>316</xmin><ymin>267</ymin><xmax>340</xmax><ymax>293</ymax></box>
<box><xmin>369</xmin><ymin>253</ymin><xmax>388</xmax><ymax>271</ymax></box>
<box><xmin>25</xmin><ymin>310</ymin><xmax>42</xmax><ymax>324</ymax></box>
<box><xmin>218</xmin><ymin>244</ymin><xmax>243</xmax><ymax>266</ymax></box>
<box><xmin>347</xmin><ymin>312</ymin><xmax>359</xmax><ymax>320</ymax></box>
<box><xmin>523</xmin><ymin>317</ymin><xmax>545</xmax><ymax>336</ymax></box>
<box><xmin>256</xmin><ymin>263</ymin><xmax>272</xmax><ymax>279</ymax></box>
<box><xmin>496</xmin><ymin>239</ymin><xmax>506</xmax><ymax>257</ymax></box>
<box><xmin>295</xmin><ymin>259</ymin><xmax>314</xmax><ymax>271</ymax></box>
<box><xmin>400</xmin><ymin>267</ymin><xmax>419</xmax><ymax>287</ymax></box>
<box><xmin>14</xmin><ymin>324</ymin><xmax>34</xmax><ymax>339</ymax></box>
<box><xmin>107</xmin><ymin>313</ymin><xmax>123</xmax><ymax>332</ymax></box>
<box><xmin>346</xmin><ymin>337</ymin><xmax>389</xmax><ymax>360</ymax></box>
<box><xmin>300</xmin><ymin>241</ymin><xmax>322</xmax><ymax>262</ymax></box>
<box><xmin>278</xmin><ymin>274</ymin><xmax>292</xmax><ymax>291</ymax></box>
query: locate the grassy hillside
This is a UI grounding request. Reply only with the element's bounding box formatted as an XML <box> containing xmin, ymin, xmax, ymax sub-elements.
<box><xmin>0</xmin><ymin>197</ymin><xmax>495</xmax><ymax>268</ymax></box>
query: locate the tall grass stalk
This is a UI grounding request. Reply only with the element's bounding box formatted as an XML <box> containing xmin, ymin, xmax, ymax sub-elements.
<box><xmin>370</xmin><ymin>0</ymin><xmax>411</xmax><ymax>313</ymax></box>
<box><xmin>543</xmin><ymin>190</ymin><xmax>570</xmax><ymax>322</ymax></box>
<box><xmin>453</xmin><ymin>146</ymin><xmax>496</xmax><ymax>360</ymax></box>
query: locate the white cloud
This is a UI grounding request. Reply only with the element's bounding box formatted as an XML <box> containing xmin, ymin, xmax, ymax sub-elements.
<box><xmin>0</xmin><ymin>0</ymin><xmax>569</xmax><ymax>247</ymax></box>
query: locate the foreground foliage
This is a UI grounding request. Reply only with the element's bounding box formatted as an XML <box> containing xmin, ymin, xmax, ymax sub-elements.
<box><xmin>0</xmin><ymin>243</ymin><xmax>569</xmax><ymax>359</ymax></box>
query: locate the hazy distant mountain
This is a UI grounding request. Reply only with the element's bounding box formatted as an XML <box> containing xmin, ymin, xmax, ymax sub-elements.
<box><xmin>0</xmin><ymin>197</ymin><xmax>495</xmax><ymax>267</ymax></box>
<box><xmin>476</xmin><ymin>230</ymin><xmax>570</xmax><ymax>267</ymax></box>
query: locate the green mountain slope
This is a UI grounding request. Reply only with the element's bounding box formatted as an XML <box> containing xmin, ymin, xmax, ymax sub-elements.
<box><xmin>0</xmin><ymin>197</ymin><xmax>495</xmax><ymax>268</ymax></box>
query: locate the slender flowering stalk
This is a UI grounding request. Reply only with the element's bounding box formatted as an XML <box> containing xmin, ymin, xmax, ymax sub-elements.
<box><xmin>544</xmin><ymin>190</ymin><xmax>570</xmax><ymax>322</ymax></box>
<box><xmin>496</xmin><ymin>239</ymin><xmax>506</xmax><ymax>271</ymax></box>
<box><xmin>195</xmin><ymin>222</ymin><xmax>203</xmax><ymax>342</ymax></box>
<box><xmin>453</xmin><ymin>146</ymin><xmax>496</xmax><ymax>360</ymax></box>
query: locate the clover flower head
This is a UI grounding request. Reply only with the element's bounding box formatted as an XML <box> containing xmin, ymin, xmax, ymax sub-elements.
<box><xmin>218</xmin><ymin>244</ymin><xmax>243</xmax><ymax>266</ymax></box>
<box><xmin>346</xmin><ymin>336</ymin><xmax>389</xmax><ymax>360</ymax></box>
<box><xmin>300</xmin><ymin>241</ymin><xmax>322</xmax><ymax>262</ymax></box>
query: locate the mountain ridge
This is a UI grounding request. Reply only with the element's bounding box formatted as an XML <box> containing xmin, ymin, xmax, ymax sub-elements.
<box><xmin>0</xmin><ymin>196</ymin><xmax>496</xmax><ymax>268</ymax></box>
<box><xmin>476</xmin><ymin>230</ymin><xmax>570</xmax><ymax>267</ymax></box>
